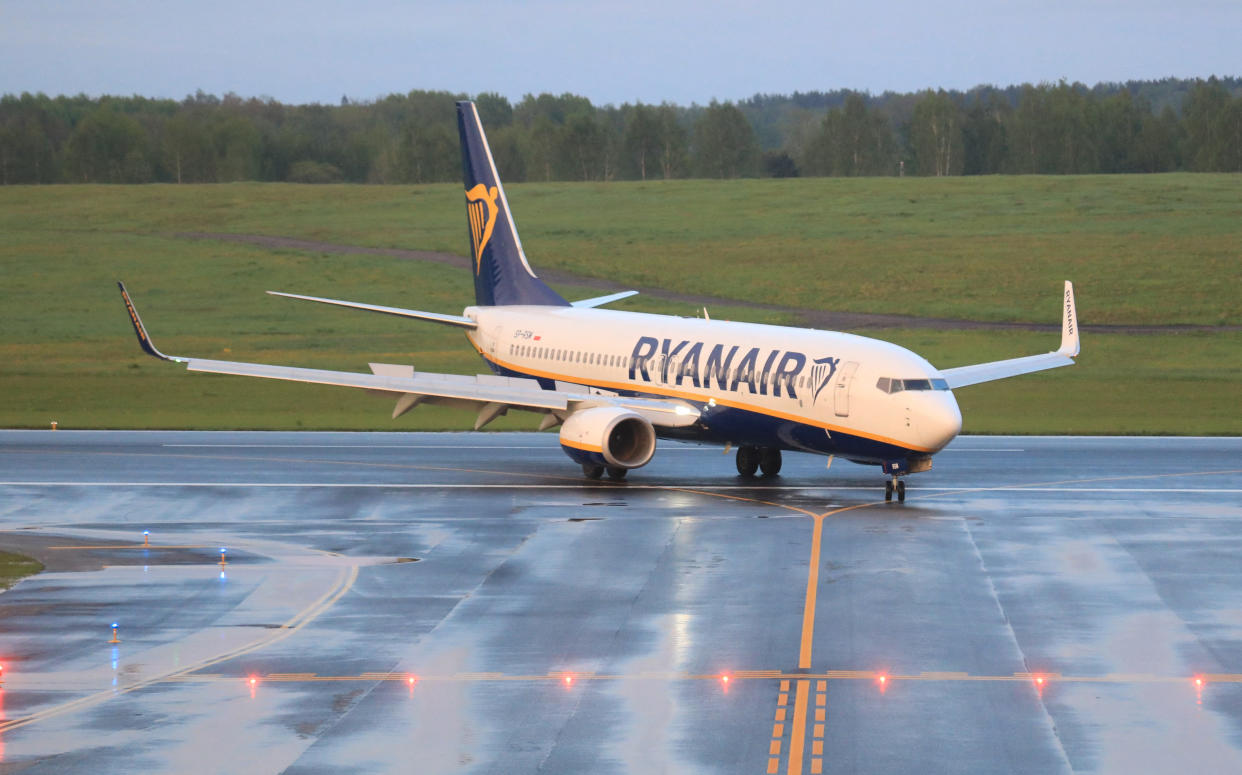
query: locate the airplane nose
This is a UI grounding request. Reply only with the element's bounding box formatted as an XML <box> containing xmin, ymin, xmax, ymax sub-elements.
<box><xmin>918</xmin><ymin>393</ymin><xmax>962</xmax><ymax>451</ymax></box>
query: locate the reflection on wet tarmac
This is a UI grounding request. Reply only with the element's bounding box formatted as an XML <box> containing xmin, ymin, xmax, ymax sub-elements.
<box><xmin>1</xmin><ymin>431</ymin><xmax>1241</xmax><ymax>773</ymax></box>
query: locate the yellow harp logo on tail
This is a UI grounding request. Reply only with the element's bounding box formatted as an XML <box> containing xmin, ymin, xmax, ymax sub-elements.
<box><xmin>465</xmin><ymin>184</ymin><xmax>499</xmax><ymax>275</ymax></box>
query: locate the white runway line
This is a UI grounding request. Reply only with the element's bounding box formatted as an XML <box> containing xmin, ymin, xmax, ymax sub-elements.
<box><xmin>158</xmin><ymin>444</ymin><xmax>1024</xmax><ymax>452</ymax></box>
<box><xmin>159</xmin><ymin>444</ymin><xmax>713</xmax><ymax>450</ymax></box>
<box><xmin>2</xmin><ymin>482</ymin><xmax>1240</xmax><ymax>493</ymax></box>
<box><xmin>939</xmin><ymin>448</ymin><xmax>1025</xmax><ymax>452</ymax></box>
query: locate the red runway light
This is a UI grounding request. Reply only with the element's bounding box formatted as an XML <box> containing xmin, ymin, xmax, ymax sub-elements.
<box><xmin>564</xmin><ymin>675</ymin><xmax>573</xmax><ymax>685</ymax></box>
<box><xmin>1194</xmin><ymin>676</ymin><xmax>1204</xmax><ymax>687</ymax></box>
<box><xmin>721</xmin><ymin>674</ymin><xmax>730</xmax><ymax>683</ymax></box>
<box><xmin>407</xmin><ymin>675</ymin><xmax>416</xmax><ymax>686</ymax></box>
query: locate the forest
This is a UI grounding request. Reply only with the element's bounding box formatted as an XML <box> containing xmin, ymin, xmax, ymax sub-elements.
<box><xmin>1</xmin><ymin>76</ymin><xmax>1240</xmax><ymax>185</ymax></box>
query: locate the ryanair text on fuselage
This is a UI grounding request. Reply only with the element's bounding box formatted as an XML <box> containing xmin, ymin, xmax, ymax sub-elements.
<box><xmin>628</xmin><ymin>335</ymin><xmax>839</xmax><ymax>402</ymax></box>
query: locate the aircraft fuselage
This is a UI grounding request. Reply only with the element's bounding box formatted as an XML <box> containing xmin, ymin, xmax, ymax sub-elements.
<box><xmin>466</xmin><ymin>305</ymin><xmax>963</xmax><ymax>465</ymax></box>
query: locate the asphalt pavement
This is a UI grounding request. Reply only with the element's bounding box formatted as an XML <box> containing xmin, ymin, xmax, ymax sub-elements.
<box><xmin>1</xmin><ymin>430</ymin><xmax>1241</xmax><ymax>773</ymax></box>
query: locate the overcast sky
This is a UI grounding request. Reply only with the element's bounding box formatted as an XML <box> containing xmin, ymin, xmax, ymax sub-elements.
<box><xmin>2</xmin><ymin>1</ymin><xmax>1239</xmax><ymax>105</ymax></box>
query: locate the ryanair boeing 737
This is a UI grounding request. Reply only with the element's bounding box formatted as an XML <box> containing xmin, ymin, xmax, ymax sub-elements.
<box><xmin>119</xmin><ymin>101</ymin><xmax>1079</xmax><ymax>502</ymax></box>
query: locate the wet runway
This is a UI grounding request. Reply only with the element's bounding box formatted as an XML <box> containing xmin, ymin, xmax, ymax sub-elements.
<box><xmin>2</xmin><ymin>430</ymin><xmax>1241</xmax><ymax>773</ymax></box>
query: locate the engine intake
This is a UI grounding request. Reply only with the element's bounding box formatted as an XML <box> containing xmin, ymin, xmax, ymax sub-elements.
<box><xmin>559</xmin><ymin>407</ymin><xmax>656</xmax><ymax>469</ymax></box>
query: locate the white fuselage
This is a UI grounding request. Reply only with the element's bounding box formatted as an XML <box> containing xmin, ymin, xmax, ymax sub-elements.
<box><xmin>464</xmin><ymin>305</ymin><xmax>962</xmax><ymax>462</ymax></box>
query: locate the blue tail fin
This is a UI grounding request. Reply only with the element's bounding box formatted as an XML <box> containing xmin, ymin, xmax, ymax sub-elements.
<box><xmin>456</xmin><ymin>101</ymin><xmax>568</xmax><ymax>307</ymax></box>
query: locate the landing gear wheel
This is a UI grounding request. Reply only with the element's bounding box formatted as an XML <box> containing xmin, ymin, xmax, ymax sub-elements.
<box><xmin>896</xmin><ymin>480</ymin><xmax>906</xmax><ymax>503</ymax></box>
<box><xmin>606</xmin><ymin>466</ymin><xmax>628</xmax><ymax>481</ymax></box>
<box><xmin>735</xmin><ymin>445</ymin><xmax>760</xmax><ymax>477</ymax></box>
<box><xmin>759</xmin><ymin>448</ymin><xmax>782</xmax><ymax>476</ymax></box>
<box><xmin>884</xmin><ymin>480</ymin><xmax>894</xmax><ymax>502</ymax></box>
<box><xmin>583</xmin><ymin>463</ymin><xmax>604</xmax><ymax>480</ymax></box>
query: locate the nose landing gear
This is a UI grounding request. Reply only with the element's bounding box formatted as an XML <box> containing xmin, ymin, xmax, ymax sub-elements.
<box><xmin>881</xmin><ymin>458</ymin><xmax>923</xmax><ymax>503</ymax></box>
<box><xmin>884</xmin><ymin>477</ymin><xmax>906</xmax><ymax>503</ymax></box>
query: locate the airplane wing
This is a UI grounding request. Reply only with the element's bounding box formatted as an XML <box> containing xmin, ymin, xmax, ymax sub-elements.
<box><xmin>118</xmin><ymin>283</ymin><xmax>699</xmax><ymax>429</ymax></box>
<box><xmin>940</xmin><ymin>281</ymin><xmax>1080</xmax><ymax>389</ymax></box>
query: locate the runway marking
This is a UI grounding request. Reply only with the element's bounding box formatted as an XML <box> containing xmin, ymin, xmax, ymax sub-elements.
<box><xmin>47</xmin><ymin>544</ymin><xmax>215</xmax><ymax>550</ymax></box>
<box><xmin>810</xmin><ymin>681</ymin><xmax>826</xmax><ymax>773</ymax></box>
<box><xmin>5</xmin><ymin>482</ymin><xmax>1240</xmax><ymax>494</ymax></box>
<box><xmin>0</xmin><ymin>562</ymin><xmax>359</xmax><ymax>735</ymax></box>
<box><xmin>666</xmin><ymin>487</ymin><xmax>821</xmax><ymax>517</ymax></box>
<box><xmin>160</xmin><ymin>444</ymin><xmax>716</xmax><ymax>450</ymax></box>
<box><xmin>778</xmin><ymin>499</ymin><xmax>884</xmax><ymax>773</ymax></box>
<box><xmin>787</xmin><ymin>679</ymin><xmax>810</xmax><ymax>774</ymax></box>
<box><xmin>938</xmin><ymin>448</ymin><xmax>1025</xmax><ymax>452</ymax></box>
<box><xmin>158</xmin><ymin>443</ymin><xmax>1026</xmax><ymax>452</ymax></box>
<box><xmin>121</xmin><ymin>670</ymin><xmax>1242</xmax><ymax>685</ymax></box>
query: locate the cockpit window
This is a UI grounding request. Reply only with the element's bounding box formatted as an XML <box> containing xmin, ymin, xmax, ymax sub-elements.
<box><xmin>878</xmin><ymin>377</ymin><xmax>950</xmax><ymax>393</ymax></box>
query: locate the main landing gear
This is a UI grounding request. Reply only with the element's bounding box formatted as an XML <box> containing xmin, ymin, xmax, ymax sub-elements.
<box><xmin>884</xmin><ymin>477</ymin><xmax>906</xmax><ymax>503</ymax></box>
<box><xmin>582</xmin><ymin>463</ymin><xmax>627</xmax><ymax>481</ymax></box>
<box><xmin>736</xmin><ymin>446</ymin><xmax>782</xmax><ymax>477</ymax></box>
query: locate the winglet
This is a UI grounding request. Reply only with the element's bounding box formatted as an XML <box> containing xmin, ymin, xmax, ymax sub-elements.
<box><xmin>117</xmin><ymin>282</ymin><xmax>184</xmax><ymax>363</ymax></box>
<box><xmin>1058</xmin><ymin>281</ymin><xmax>1080</xmax><ymax>357</ymax></box>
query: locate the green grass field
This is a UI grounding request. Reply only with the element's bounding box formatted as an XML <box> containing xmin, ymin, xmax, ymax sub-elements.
<box><xmin>1</xmin><ymin>176</ymin><xmax>1238</xmax><ymax>434</ymax></box>
<box><xmin>0</xmin><ymin>551</ymin><xmax>43</xmax><ymax>589</ymax></box>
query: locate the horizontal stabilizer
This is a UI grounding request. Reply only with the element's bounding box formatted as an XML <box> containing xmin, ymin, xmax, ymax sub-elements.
<box><xmin>571</xmin><ymin>290</ymin><xmax>639</xmax><ymax>308</ymax></box>
<box><xmin>268</xmin><ymin>291</ymin><xmax>477</xmax><ymax>329</ymax></box>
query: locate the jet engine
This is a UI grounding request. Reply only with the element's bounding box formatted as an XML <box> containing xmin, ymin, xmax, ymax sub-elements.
<box><xmin>559</xmin><ymin>407</ymin><xmax>657</xmax><ymax>470</ymax></box>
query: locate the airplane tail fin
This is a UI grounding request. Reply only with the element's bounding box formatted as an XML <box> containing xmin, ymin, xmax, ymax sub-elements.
<box><xmin>456</xmin><ymin>101</ymin><xmax>568</xmax><ymax>307</ymax></box>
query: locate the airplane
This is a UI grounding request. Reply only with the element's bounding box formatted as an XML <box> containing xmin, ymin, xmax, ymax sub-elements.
<box><xmin>119</xmin><ymin>100</ymin><xmax>1080</xmax><ymax>502</ymax></box>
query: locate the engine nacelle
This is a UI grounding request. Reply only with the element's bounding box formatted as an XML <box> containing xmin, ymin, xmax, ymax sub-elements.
<box><xmin>559</xmin><ymin>407</ymin><xmax>656</xmax><ymax>470</ymax></box>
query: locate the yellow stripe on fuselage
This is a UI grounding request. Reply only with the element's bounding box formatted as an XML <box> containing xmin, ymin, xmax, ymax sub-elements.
<box><xmin>468</xmin><ymin>340</ymin><xmax>931</xmax><ymax>454</ymax></box>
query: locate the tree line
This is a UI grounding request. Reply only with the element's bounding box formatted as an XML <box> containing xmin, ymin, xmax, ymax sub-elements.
<box><xmin>2</xmin><ymin>77</ymin><xmax>1240</xmax><ymax>185</ymax></box>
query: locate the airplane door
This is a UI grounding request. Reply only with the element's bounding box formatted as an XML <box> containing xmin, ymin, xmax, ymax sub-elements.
<box><xmin>489</xmin><ymin>324</ymin><xmax>502</xmax><ymax>355</ymax></box>
<box><xmin>833</xmin><ymin>361</ymin><xmax>859</xmax><ymax>417</ymax></box>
